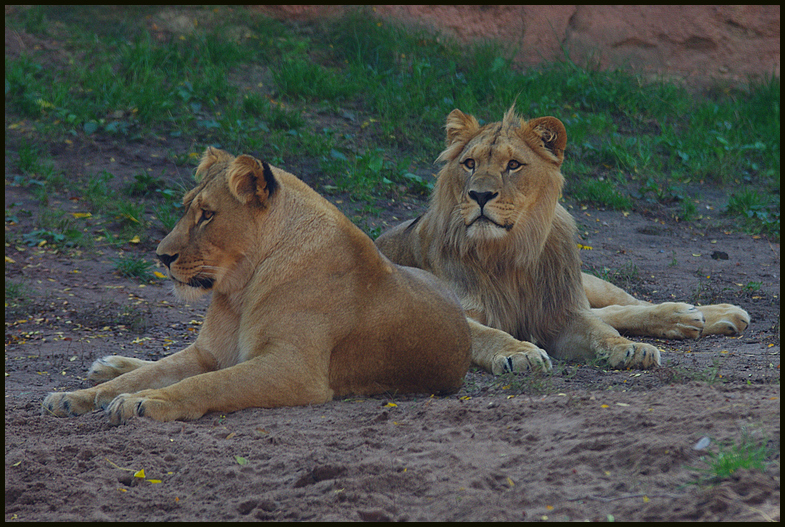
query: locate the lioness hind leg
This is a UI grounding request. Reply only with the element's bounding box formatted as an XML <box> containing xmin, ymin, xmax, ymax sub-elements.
<box><xmin>699</xmin><ymin>304</ymin><xmax>750</xmax><ymax>336</ymax></box>
<box><xmin>88</xmin><ymin>356</ymin><xmax>154</xmax><ymax>383</ymax></box>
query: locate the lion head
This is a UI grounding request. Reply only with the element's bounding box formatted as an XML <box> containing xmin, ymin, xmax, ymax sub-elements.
<box><xmin>429</xmin><ymin>105</ymin><xmax>568</xmax><ymax>269</ymax></box>
<box><xmin>156</xmin><ymin>147</ymin><xmax>279</xmax><ymax>301</ymax></box>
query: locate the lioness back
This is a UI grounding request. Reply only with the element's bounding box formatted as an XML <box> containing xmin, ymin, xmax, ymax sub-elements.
<box><xmin>328</xmin><ymin>262</ymin><xmax>471</xmax><ymax>396</ymax></box>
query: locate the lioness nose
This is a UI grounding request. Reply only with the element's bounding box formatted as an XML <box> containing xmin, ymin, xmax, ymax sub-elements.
<box><xmin>157</xmin><ymin>253</ymin><xmax>178</xmax><ymax>269</ymax></box>
<box><xmin>468</xmin><ymin>191</ymin><xmax>498</xmax><ymax>208</ymax></box>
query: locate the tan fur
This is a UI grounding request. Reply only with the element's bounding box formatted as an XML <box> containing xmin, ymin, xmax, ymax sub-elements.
<box><xmin>43</xmin><ymin>147</ymin><xmax>471</xmax><ymax>423</ymax></box>
<box><xmin>377</xmin><ymin>106</ymin><xmax>749</xmax><ymax>374</ymax></box>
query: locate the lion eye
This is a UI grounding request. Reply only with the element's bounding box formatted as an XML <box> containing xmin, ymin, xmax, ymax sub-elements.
<box><xmin>200</xmin><ymin>210</ymin><xmax>214</xmax><ymax>222</ymax></box>
<box><xmin>462</xmin><ymin>158</ymin><xmax>475</xmax><ymax>171</ymax></box>
<box><xmin>507</xmin><ymin>160</ymin><xmax>522</xmax><ymax>171</ymax></box>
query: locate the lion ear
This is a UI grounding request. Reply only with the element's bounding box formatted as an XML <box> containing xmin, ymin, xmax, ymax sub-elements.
<box><xmin>444</xmin><ymin>109</ymin><xmax>480</xmax><ymax>146</ymax></box>
<box><xmin>521</xmin><ymin>117</ymin><xmax>567</xmax><ymax>166</ymax></box>
<box><xmin>436</xmin><ymin>109</ymin><xmax>481</xmax><ymax>164</ymax></box>
<box><xmin>227</xmin><ymin>155</ymin><xmax>279</xmax><ymax>206</ymax></box>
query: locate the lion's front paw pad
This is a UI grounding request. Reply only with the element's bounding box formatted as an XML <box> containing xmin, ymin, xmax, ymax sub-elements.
<box><xmin>608</xmin><ymin>342</ymin><xmax>660</xmax><ymax>369</ymax></box>
<box><xmin>492</xmin><ymin>348</ymin><xmax>553</xmax><ymax>375</ymax></box>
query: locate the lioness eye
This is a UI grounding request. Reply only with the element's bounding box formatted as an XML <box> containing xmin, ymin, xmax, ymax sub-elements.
<box><xmin>462</xmin><ymin>158</ymin><xmax>475</xmax><ymax>170</ymax></box>
<box><xmin>507</xmin><ymin>160</ymin><xmax>522</xmax><ymax>171</ymax></box>
<box><xmin>201</xmin><ymin>210</ymin><xmax>214</xmax><ymax>221</ymax></box>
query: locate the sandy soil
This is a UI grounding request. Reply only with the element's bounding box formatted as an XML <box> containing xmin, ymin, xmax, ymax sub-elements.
<box><xmin>5</xmin><ymin>150</ymin><xmax>780</xmax><ymax>521</ymax></box>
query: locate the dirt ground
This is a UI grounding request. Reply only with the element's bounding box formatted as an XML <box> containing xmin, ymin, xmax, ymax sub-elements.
<box><xmin>5</xmin><ymin>133</ymin><xmax>781</xmax><ymax>521</ymax></box>
<box><xmin>4</xmin><ymin>9</ymin><xmax>781</xmax><ymax>522</ymax></box>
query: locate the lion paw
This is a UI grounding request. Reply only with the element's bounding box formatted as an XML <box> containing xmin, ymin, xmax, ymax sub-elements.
<box><xmin>605</xmin><ymin>341</ymin><xmax>660</xmax><ymax>370</ymax></box>
<box><xmin>699</xmin><ymin>304</ymin><xmax>750</xmax><ymax>336</ymax></box>
<box><xmin>490</xmin><ymin>346</ymin><xmax>553</xmax><ymax>375</ymax></box>
<box><xmin>88</xmin><ymin>356</ymin><xmax>152</xmax><ymax>383</ymax></box>
<box><xmin>42</xmin><ymin>391</ymin><xmax>96</xmax><ymax>417</ymax></box>
<box><xmin>651</xmin><ymin>302</ymin><xmax>705</xmax><ymax>339</ymax></box>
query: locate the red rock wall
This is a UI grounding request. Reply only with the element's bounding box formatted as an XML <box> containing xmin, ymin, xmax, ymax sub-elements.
<box><xmin>253</xmin><ymin>5</ymin><xmax>780</xmax><ymax>85</ymax></box>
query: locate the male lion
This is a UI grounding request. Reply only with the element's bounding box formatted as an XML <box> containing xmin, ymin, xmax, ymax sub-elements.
<box><xmin>376</xmin><ymin>106</ymin><xmax>749</xmax><ymax>375</ymax></box>
<box><xmin>43</xmin><ymin>147</ymin><xmax>471</xmax><ymax>424</ymax></box>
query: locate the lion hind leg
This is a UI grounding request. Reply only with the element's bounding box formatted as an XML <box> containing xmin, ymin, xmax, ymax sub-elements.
<box><xmin>582</xmin><ymin>271</ymin><xmax>643</xmax><ymax>308</ymax></box>
<box><xmin>550</xmin><ymin>311</ymin><xmax>661</xmax><ymax>369</ymax></box>
<box><xmin>699</xmin><ymin>304</ymin><xmax>750</xmax><ymax>336</ymax></box>
<box><xmin>88</xmin><ymin>356</ymin><xmax>154</xmax><ymax>383</ymax></box>
<box><xmin>592</xmin><ymin>302</ymin><xmax>705</xmax><ymax>339</ymax></box>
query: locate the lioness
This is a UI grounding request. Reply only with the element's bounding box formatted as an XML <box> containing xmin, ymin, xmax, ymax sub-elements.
<box><xmin>376</xmin><ymin>106</ymin><xmax>750</xmax><ymax>374</ymax></box>
<box><xmin>43</xmin><ymin>147</ymin><xmax>471</xmax><ymax>423</ymax></box>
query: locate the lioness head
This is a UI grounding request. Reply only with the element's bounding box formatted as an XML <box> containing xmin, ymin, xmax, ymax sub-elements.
<box><xmin>156</xmin><ymin>147</ymin><xmax>278</xmax><ymax>301</ymax></box>
<box><xmin>433</xmin><ymin>106</ymin><xmax>567</xmax><ymax>255</ymax></box>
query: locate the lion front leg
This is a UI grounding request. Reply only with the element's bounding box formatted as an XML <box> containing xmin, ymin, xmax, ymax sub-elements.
<box><xmin>42</xmin><ymin>344</ymin><xmax>216</xmax><ymax>418</ymax></box>
<box><xmin>550</xmin><ymin>310</ymin><xmax>660</xmax><ymax>369</ymax></box>
<box><xmin>467</xmin><ymin>319</ymin><xmax>553</xmax><ymax>375</ymax></box>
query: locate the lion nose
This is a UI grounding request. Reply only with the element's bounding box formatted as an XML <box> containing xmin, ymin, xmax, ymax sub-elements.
<box><xmin>468</xmin><ymin>190</ymin><xmax>498</xmax><ymax>208</ymax></box>
<box><xmin>157</xmin><ymin>253</ymin><xmax>178</xmax><ymax>269</ymax></box>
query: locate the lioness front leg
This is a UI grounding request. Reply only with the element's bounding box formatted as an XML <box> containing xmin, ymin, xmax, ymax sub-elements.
<box><xmin>105</xmin><ymin>352</ymin><xmax>333</xmax><ymax>424</ymax></box>
<box><xmin>468</xmin><ymin>319</ymin><xmax>553</xmax><ymax>375</ymax></box>
<box><xmin>42</xmin><ymin>344</ymin><xmax>215</xmax><ymax>417</ymax></box>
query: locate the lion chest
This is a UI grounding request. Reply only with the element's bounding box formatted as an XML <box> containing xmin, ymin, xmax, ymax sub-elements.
<box><xmin>451</xmin><ymin>263</ymin><xmax>571</xmax><ymax>345</ymax></box>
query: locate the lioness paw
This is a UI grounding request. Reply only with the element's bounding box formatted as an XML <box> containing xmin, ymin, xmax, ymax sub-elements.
<box><xmin>699</xmin><ymin>304</ymin><xmax>750</xmax><ymax>336</ymax></box>
<box><xmin>88</xmin><ymin>355</ymin><xmax>152</xmax><ymax>383</ymax></box>
<box><xmin>606</xmin><ymin>341</ymin><xmax>660</xmax><ymax>370</ymax></box>
<box><xmin>42</xmin><ymin>391</ymin><xmax>95</xmax><ymax>417</ymax></box>
<box><xmin>105</xmin><ymin>390</ymin><xmax>192</xmax><ymax>425</ymax></box>
<box><xmin>105</xmin><ymin>393</ymin><xmax>144</xmax><ymax>425</ymax></box>
<box><xmin>491</xmin><ymin>347</ymin><xmax>553</xmax><ymax>375</ymax></box>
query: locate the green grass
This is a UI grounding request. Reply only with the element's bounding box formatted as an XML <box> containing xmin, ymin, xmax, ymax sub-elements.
<box><xmin>113</xmin><ymin>255</ymin><xmax>154</xmax><ymax>281</ymax></box>
<box><xmin>4</xmin><ymin>6</ymin><xmax>780</xmax><ymax>241</ymax></box>
<box><xmin>586</xmin><ymin>262</ymin><xmax>643</xmax><ymax>293</ymax></box>
<box><xmin>5</xmin><ymin>279</ymin><xmax>32</xmax><ymax>308</ymax></box>
<box><xmin>688</xmin><ymin>428</ymin><xmax>775</xmax><ymax>484</ymax></box>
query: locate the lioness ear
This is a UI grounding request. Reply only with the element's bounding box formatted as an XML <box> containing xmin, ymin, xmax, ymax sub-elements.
<box><xmin>195</xmin><ymin>147</ymin><xmax>221</xmax><ymax>182</ymax></box>
<box><xmin>227</xmin><ymin>155</ymin><xmax>279</xmax><ymax>206</ymax></box>
<box><xmin>521</xmin><ymin>117</ymin><xmax>567</xmax><ymax>165</ymax></box>
<box><xmin>444</xmin><ymin>109</ymin><xmax>480</xmax><ymax>146</ymax></box>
